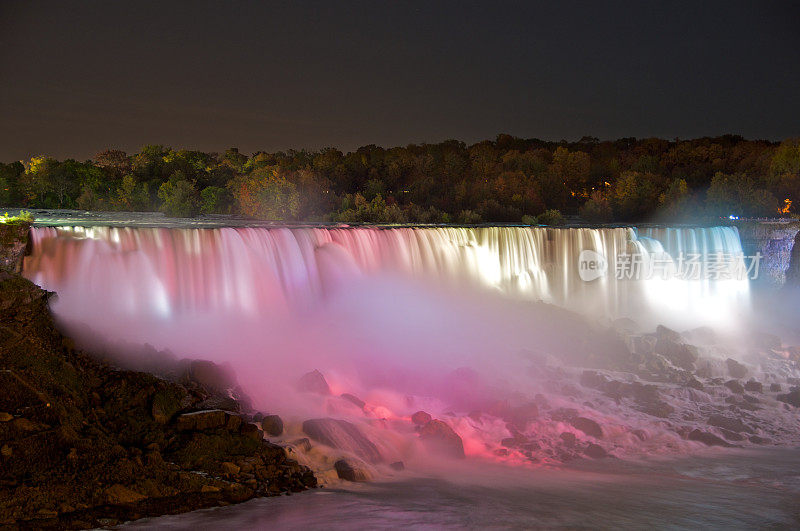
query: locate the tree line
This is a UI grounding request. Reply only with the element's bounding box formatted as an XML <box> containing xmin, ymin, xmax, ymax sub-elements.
<box><xmin>1</xmin><ymin>135</ymin><xmax>798</xmax><ymax>223</ymax></box>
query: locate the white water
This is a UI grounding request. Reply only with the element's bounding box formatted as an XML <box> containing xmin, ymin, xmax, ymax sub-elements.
<box><xmin>24</xmin><ymin>225</ymin><xmax>748</xmax><ymax>330</ymax></box>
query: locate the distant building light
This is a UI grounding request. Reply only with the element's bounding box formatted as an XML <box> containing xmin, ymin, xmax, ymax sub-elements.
<box><xmin>728</xmin><ymin>215</ymin><xmax>739</xmax><ymax>220</ymax></box>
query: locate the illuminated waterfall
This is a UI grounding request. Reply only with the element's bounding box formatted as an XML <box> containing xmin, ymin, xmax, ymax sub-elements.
<box><xmin>23</xmin><ymin>225</ymin><xmax>749</xmax><ymax>329</ymax></box>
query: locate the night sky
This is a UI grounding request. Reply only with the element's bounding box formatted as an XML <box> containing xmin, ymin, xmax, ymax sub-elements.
<box><xmin>1</xmin><ymin>0</ymin><xmax>798</xmax><ymax>161</ymax></box>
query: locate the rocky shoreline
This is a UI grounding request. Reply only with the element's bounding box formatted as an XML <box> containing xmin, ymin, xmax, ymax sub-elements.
<box><xmin>0</xmin><ymin>226</ymin><xmax>316</xmax><ymax>528</ymax></box>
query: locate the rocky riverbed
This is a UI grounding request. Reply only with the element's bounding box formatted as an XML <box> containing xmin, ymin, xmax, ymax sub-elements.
<box><xmin>0</xmin><ymin>270</ymin><xmax>315</xmax><ymax>528</ymax></box>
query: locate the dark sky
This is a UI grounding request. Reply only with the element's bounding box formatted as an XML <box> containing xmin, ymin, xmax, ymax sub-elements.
<box><xmin>1</xmin><ymin>0</ymin><xmax>798</xmax><ymax>161</ymax></box>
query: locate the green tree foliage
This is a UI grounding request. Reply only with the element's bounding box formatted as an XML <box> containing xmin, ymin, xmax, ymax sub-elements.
<box><xmin>230</xmin><ymin>167</ymin><xmax>300</xmax><ymax>220</ymax></box>
<box><xmin>0</xmin><ymin>135</ymin><xmax>796</xmax><ymax>222</ymax></box>
<box><xmin>157</xmin><ymin>172</ymin><xmax>200</xmax><ymax>217</ymax></box>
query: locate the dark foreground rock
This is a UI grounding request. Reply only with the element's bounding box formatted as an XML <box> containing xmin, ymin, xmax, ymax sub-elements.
<box><xmin>302</xmin><ymin>418</ymin><xmax>382</xmax><ymax>463</ymax></box>
<box><xmin>0</xmin><ymin>272</ymin><xmax>316</xmax><ymax>528</ymax></box>
<box><xmin>418</xmin><ymin>419</ymin><xmax>465</xmax><ymax>459</ymax></box>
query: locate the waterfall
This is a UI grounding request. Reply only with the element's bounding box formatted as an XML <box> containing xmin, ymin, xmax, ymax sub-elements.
<box><xmin>24</xmin><ymin>225</ymin><xmax>749</xmax><ymax>329</ymax></box>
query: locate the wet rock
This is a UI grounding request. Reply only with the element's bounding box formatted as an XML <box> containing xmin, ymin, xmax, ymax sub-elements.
<box><xmin>411</xmin><ymin>411</ymin><xmax>432</xmax><ymax>425</ymax></box>
<box><xmin>749</xmin><ymin>435</ymin><xmax>772</xmax><ymax>445</ymax></box>
<box><xmin>656</xmin><ymin>325</ymin><xmax>682</xmax><ymax>342</ymax></box>
<box><xmin>688</xmin><ymin>429</ymin><xmax>734</xmax><ymax>447</ymax></box>
<box><xmin>726</xmin><ymin>359</ymin><xmax>748</xmax><ymax>379</ymax></box>
<box><xmin>777</xmin><ymin>389</ymin><xmax>800</xmax><ymax>407</ymax></box>
<box><xmin>334</xmin><ymin>458</ymin><xmax>373</xmax><ymax>482</ymax></box>
<box><xmin>744</xmin><ymin>380</ymin><xmax>763</xmax><ymax>393</ymax></box>
<box><xmin>769</xmin><ymin>383</ymin><xmax>782</xmax><ymax>392</ymax></box>
<box><xmin>580</xmin><ymin>370</ymin><xmax>607</xmax><ymax>389</ymax></box>
<box><xmin>719</xmin><ymin>429</ymin><xmax>745</xmax><ymax>441</ymax></box>
<box><xmin>176</xmin><ymin>410</ymin><xmax>232</xmax><ymax>431</ymax></box>
<box><xmin>302</xmin><ymin>418</ymin><xmax>382</xmax><ymax>463</ymax></box>
<box><xmin>390</xmin><ymin>461</ymin><xmax>405</xmax><ymax>471</ymax></box>
<box><xmin>505</xmin><ymin>402</ymin><xmax>539</xmax><ymax>430</ymax></box>
<box><xmin>654</xmin><ymin>338</ymin><xmax>698</xmax><ymax>370</ymax></box>
<box><xmin>105</xmin><ymin>484</ymin><xmax>146</xmax><ymax>504</ymax></box>
<box><xmin>707</xmin><ymin>414</ymin><xmax>753</xmax><ymax>434</ymax></box>
<box><xmin>340</xmin><ymin>393</ymin><xmax>366</xmax><ymax>409</ymax></box>
<box><xmin>550</xmin><ymin>408</ymin><xmax>579</xmax><ymax>422</ymax></box>
<box><xmin>724</xmin><ymin>380</ymin><xmax>745</xmax><ymax>394</ymax></box>
<box><xmin>221</xmin><ymin>461</ymin><xmax>241</xmax><ymax>475</ymax></box>
<box><xmin>559</xmin><ymin>432</ymin><xmax>576</xmax><ymax>447</ymax></box>
<box><xmin>493</xmin><ymin>448</ymin><xmax>509</xmax><ymax>457</ymax></box>
<box><xmin>297</xmin><ymin>370</ymin><xmax>332</xmax><ymax>395</ymax></box>
<box><xmin>638</xmin><ymin>400</ymin><xmax>674</xmax><ymax>418</ymax></box>
<box><xmin>290</xmin><ymin>438</ymin><xmax>312</xmax><ymax>452</ymax></box>
<box><xmin>181</xmin><ymin>360</ymin><xmax>237</xmax><ymax>394</ymax></box>
<box><xmin>569</xmin><ymin>417</ymin><xmax>603</xmax><ymax>438</ymax></box>
<box><xmin>686</xmin><ymin>378</ymin><xmax>704</xmax><ymax>391</ymax></box>
<box><xmin>584</xmin><ymin>443</ymin><xmax>607</xmax><ymax>458</ymax></box>
<box><xmin>631</xmin><ymin>429</ymin><xmax>648</xmax><ymax>441</ymax></box>
<box><xmin>261</xmin><ymin>415</ymin><xmax>284</xmax><ymax>437</ymax></box>
<box><xmin>419</xmin><ymin>420</ymin><xmax>465</xmax><ymax>459</ymax></box>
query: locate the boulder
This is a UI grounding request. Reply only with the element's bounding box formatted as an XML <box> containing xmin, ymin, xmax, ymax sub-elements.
<box><xmin>688</xmin><ymin>429</ymin><xmax>734</xmax><ymax>447</ymax></box>
<box><xmin>297</xmin><ymin>370</ymin><xmax>332</xmax><ymax>395</ymax></box>
<box><xmin>777</xmin><ymin>389</ymin><xmax>800</xmax><ymax>407</ymax></box>
<box><xmin>724</xmin><ymin>380</ymin><xmax>745</xmax><ymax>394</ymax></box>
<box><xmin>180</xmin><ymin>360</ymin><xmax>237</xmax><ymax>394</ymax></box>
<box><xmin>744</xmin><ymin>380</ymin><xmax>763</xmax><ymax>393</ymax></box>
<box><xmin>302</xmin><ymin>418</ymin><xmax>382</xmax><ymax>463</ymax></box>
<box><xmin>726</xmin><ymin>359</ymin><xmax>748</xmax><ymax>379</ymax></box>
<box><xmin>105</xmin><ymin>484</ymin><xmax>146</xmax><ymax>505</ymax></box>
<box><xmin>655</xmin><ymin>325</ymin><xmax>682</xmax><ymax>342</ymax></box>
<box><xmin>340</xmin><ymin>393</ymin><xmax>365</xmax><ymax>409</ymax></box>
<box><xmin>176</xmin><ymin>410</ymin><xmax>230</xmax><ymax>431</ymax></box>
<box><xmin>411</xmin><ymin>411</ymin><xmax>432</xmax><ymax>426</ymax></box>
<box><xmin>334</xmin><ymin>458</ymin><xmax>372</xmax><ymax>482</ymax></box>
<box><xmin>707</xmin><ymin>414</ymin><xmax>753</xmax><ymax>433</ymax></box>
<box><xmin>569</xmin><ymin>416</ymin><xmax>603</xmax><ymax>438</ymax></box>
<box><xmin>654</xmin><ymin>338</ymin><xmax>698</xmax><ymax>370</ymax></box>
<box><xmin>769</xmin><ymin>383</ymin><xmax>782</xmax><ymax>392</ymax></box>
<box><xmin>559</xmin><ymin>432</ymin><xmax>576</xmax><ymax>447</ymax></box>
<box><xmin>584</xmin><ymin>443</ymin><xmax>607</xmax><ymax>458</ymax></box>
<box><xmin>261</xmin><ymin>414</ymin><xmax>284</xmax><ymax>437</ymax></box>
<box><xmin>419</xmin><ymin>420</ymin><xmax>465</xmax><ymax>459</ymax></box>
<box><xmin>390</xmin><ymin>461</ymin><xmax>405</xmax><ymax>471</ymax></box>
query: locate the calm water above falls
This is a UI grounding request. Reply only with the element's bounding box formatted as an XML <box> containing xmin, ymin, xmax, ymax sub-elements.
<box><xmin>125</xmin><ymin>449</ymin><xmax>800</xmax><ymax>529</ymax></box>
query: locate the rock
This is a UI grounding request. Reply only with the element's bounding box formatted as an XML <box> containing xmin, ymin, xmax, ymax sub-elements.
<box><xmin>707</xmin><ymin>414</ymin><xmax>753</xmax><ymax>433</ymax></box>
<box><xmin>686</xmin><ymin>378</ymin><xmax>704</xmax><ymax>391</ymax></box>
<box><xmin>749</xmin><ymin>435</ymin><xmax>772</xmax><ymax>445</ymax></box>
<box><xmin>0</xmin><ymin>412</ymin><xmax>13</xmax><ymax>422</ymax></box>
<box><xmin>493</xmin><ymin>448</ymin><xmax>509</xmax><ymax>457</ymax></box>
<box><xmin>340</xmin><ymin>393</ymin><xmax>365</xmax><ymax>409</ymax></box>
<box><xmin>418</xmin><ymin>420</ymin><xmax>465</xmax><ymax>459</ymax></box>
<box><xmin>769</xmin><ymin>383</ymin><xmax>782</xmax><ymax>392</ymax></box>
<box><xmin>105</xmin><ymin>484</ymin><xmax>146</xmax><ymax>504</ymax></box>
<box><xmin>638</xmin><ymin>400</ymin><xmax>674</xmax><ymax>418</ymax></box>
<box><xmin>569</xmin><ymin>417</ymin><xmax>603</xmax><ymax>438</ymax></box>
<box><xmin>719</xmin><ymin>429</ymin><xmax>745</xmax><ymax>441</ymax></box>
<box><xmin>302</xmin><ymin>418</ymin><xmax>382</xmax><ymax>463</ymax></box>
<box><xmin>221</xmin><ymin>461</ymin><xmax>241</xmax><ymax>475</ymax></box>
<box><xmin>201</xmin><ymin>485</ymin><xmax>221</xmax><ymax>493</ymax></box>
<box><xmin>290</xmin><ymin>438</ymin><xmax>312</xmax><ymax>452</ymax></box>
<box><xmin>176</xmin><ymin>410</ymin><xmax>231</xmax><ymax>431</ymax></box>
<box><xmin>724</xmin><ymin>380</ymin><xmax>745</xmax><ymax>394</ymax></box>
<box><xmin>239</xmin><ymin>422</ymin><xmax>263</xmax><ymax>440</ymax></box>
<box><xmin>580</xmin><ymin>370</ymin><xmax>607</xmax><ymax>389</ymax></box>
<box><xmin>654</xmin><ymin>338</ymin><xmax>698</xmax><ymax>370</ymax></box>
<box><xmin>390</xmin><ymin>461</ymin><xmax>405</xmax><ymax>471</ymax></box>
<box><xmin>334</xmin><ymin>458</ymin><xmax>372</xmax><ymax>482</ymax></box>
<box><xmin>181</xmin><ymin>360</ymin><xmax>237</xmax><ymax>394</ymax></box>
<box><xmin>726</xmin><ymin>359</ymin><xmax>748</xmax><ymax>379</ymax></box>
<box><xmin>559</xmin><ymin>432</ymin><xmax>576</xmax><ymax>447</ymax></box>
<box><xmin>584</xmin><ymin>443</ymin><xmax>607</xmax><ymax>458</ymax></box>
<box><xmin>297</xmin><ymin>370</ymin><xmax>332</xmax><ymax>395</ymax></box>
<box><xmin>688</xmin><ymin>429</ymin><xmax>734</xmax><ymax>447</ymax></box>
<box><xmin>656</xmin><ymin>325</ymin><xmax>682</xmax><ymax>342</ymax></box>
<box><xmin>505</xmin><ymin>402</ymin><xmax>539</xmax><ymax>430</ymax></box>
<box><xmin>411</xmin><ymin>411</ymin><xmax>432</xmax><ymax>425</ymax></box>
<box><xmin>631</xmin><ymin>429</ymin><xmax>648</xmax><ymax>441</ymax></box>
<box><xmin>261</xmin><ymin>415</ymin><xmax>284</xmax><ymax>437</ymax></box>
<box><xmin>777</xmin><ymin>389</ymin><xmax>800</xmax><ymax>407</ymax></box>
<box><xmin>744</xmin><ymin>380</ymin><xmax>763</xmax><ymax>393</ymax></box>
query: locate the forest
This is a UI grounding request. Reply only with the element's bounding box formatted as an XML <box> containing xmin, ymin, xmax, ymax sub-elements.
<box><xmin>1</xmin><ymin>135</ymin><xmax>799</xmax><ymax>224</ymax></box>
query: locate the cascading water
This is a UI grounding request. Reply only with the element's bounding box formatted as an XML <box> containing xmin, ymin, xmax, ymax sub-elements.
<box><xmin>24</xmin><ymin>225</ymin><xmax>748</xmax><ymax>328</ymax></box>
<box><xmin>22</xmin><ymin>222</ymin><xmax>785</xmax><ymax>478</ymax></box>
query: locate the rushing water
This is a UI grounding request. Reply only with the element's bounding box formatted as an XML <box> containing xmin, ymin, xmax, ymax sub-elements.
<box><xmin>124</xmin><ymin>449</ymin><xmax>800</xmax><ymax>529</ymax></box>
<box><xmin>20</xmin><ymin>211</ymin><xmax>797</xmax><ymax>528</ymax></box>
